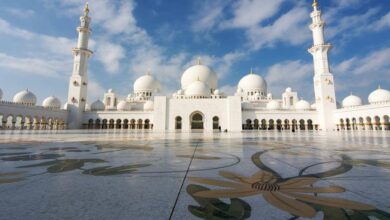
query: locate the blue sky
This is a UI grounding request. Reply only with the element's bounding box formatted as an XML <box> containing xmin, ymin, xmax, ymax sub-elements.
<box><xmin>0</xmin><ymin>0</ymin><xmax>389</xmax><ymax>105</ymax></box>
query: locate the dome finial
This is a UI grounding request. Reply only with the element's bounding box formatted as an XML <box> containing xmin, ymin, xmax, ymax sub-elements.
<box><xmin>84</xmin><ymin>2</ymin><xmax>90</xmax><ymax>16</ymax></box>
<box><xmin>312</xmin><ymin>0</ymin><xmax>318</xmax><ymax>10</ymax></box>
<box><xmin>197</xmin><ymin>57</ymin><xmax>202</xmax><ymax>65</ymax></box>
<box><xmin>350</xmin><ymin>92</ymin><xmax>353</xmax><ymax>96</ymax></box>
<box><xmin>250</xmin><ymin>68</ymin><xmax>254</xmax><ymax>74</ymax></box>
<box><xmin>378</xmin><ymin>85</ymin><xmax>381</xmax><ymax>89</ymax></box>
<box><xmin>146</xmin><ymin>70</ymin><xmax>151</xmax><ymax>75</ymax></box>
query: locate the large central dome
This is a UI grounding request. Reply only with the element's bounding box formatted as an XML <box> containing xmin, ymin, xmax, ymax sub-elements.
<box><xmin>181</xmin><ymin>64</ymin><xmax>218</xmax><ymax>90</ymax></box>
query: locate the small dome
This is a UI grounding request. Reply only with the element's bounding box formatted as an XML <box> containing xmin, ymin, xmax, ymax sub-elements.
<box><xmin>185</xmin><ymin>81</ymin><xmax>210</xmax><ymax>97</ymax></box>
<box><xmin>134</xmin><ymin>74</ymin><xmax>161</xmax><ymax>92</ymax></box>
<box><xmin>267</xmin><ymin>100</ymin><xmax>281</xmax><ymax>110</ymax></box>
<box><xmin>368</xmin><ymin>87</ymin><xmax>390</xmax><ymax>104</ymax></box>
<box><xmin>181</xmin><ymin>64</ymin><xmax>218</xmax><ymax>90</ymax></box>
<box><xmin>285</xmin><ymin>87</ymin><xmax>292</xmax><ymax>93</ymax></box>
<box><xmin>42</xmin><ymin>96</ymin><xmax>61</xmax><ymax>109</ymax></box>
<box><xmin>13</xmin><ymin>89</ymin><xmax>37</xmax><ymax>105</ymax></box>
<box><xmin>63</xmin><ymin>102</ymin><xmax>71</xmax><ymax>110</ymax></box>
<box><xmin>342</xmin><ymin>94</ymin><xmax>362</xmax><ymax>108</ymax></box>
<box><xmin>237</xmin><ymin>72</ymin><xmax>267</xmax><ymax>94</ymax></box>
<box><xmin>311</xmin><ymin>103</ymin><xmax>316</xmax><ymax>109</ymax></box>
<box><xmin>117</xmin><ymin>101</ymin><xmax>132</xmax><ymax>111</ymax></box>
<box><xmin>267</xmin><ymin>93</ymin><xmax>272</xmax><ymax>99</ymax></box>
<box><xmin>177</xmin><ymin>89</ymin><xmax>184</xmax><ymax>95</ymax></box>
<box><xmin>91</xmin><ymin>100</ymin><xmax>105</xmax><ymax>111</ymax></box>
<box><xmin>85</xmin><ymin>103</ymin><xmax>91</xmax><ymax>111</ymax></box>
<box><xmin>0</xmin><ymin>88</ymin><xmax>3</xmax><ymax>100</ymax></box>
<box><xmin>144</xmin><ymin>100</ymin><xmax>154</xmax><ymax>111</ymax></box>
<box><xmin>213</xmin><ymin>89</ymin><xmax>221</xmax><ymax>95</ymax></box>
<box><xmin>108</xmin><ymin>88</ymin><xmax>114</xmax><ymax>93</ymax></box>
<box><xmin>295</xmin><ymin>100</ymin><xmax>311</xmax><ymax>110</ymax></box>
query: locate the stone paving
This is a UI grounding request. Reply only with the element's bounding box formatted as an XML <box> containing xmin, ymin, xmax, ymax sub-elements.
<box><xmin>0</xmin><ymin>130</ymin><xmax>389</xmax><ymax>220</ymax></box>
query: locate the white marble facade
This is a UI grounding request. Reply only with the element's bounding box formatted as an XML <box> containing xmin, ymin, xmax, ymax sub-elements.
<box><xmin>0</xmin><ymin>2</ymin><xmax>389</xmax><ymax>132</ymax></box>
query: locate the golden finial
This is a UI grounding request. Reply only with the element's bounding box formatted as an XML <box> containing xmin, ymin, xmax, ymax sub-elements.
<box><xmin>84</xmin><ymin>2</ymin><xmax>90</xmax><ymax>16</ymax></box>
<box><xmin>250</xmin><ymin>68</ymin><xmax>253</xmax><ymax>74</ymax></box>
<box><xmin>197</xmin><ymin>57</ymin><xmax>202</xmax><ymax>65</ymax></box>
<box><xmin>312</xmin><ymin>0</ymin><xmax>318</xmax><ymax>9</ymax></box>
<box><xmin>378</xmin><ymin>85</ymin><xmax>381</xmax><ymax>89</ymax></box>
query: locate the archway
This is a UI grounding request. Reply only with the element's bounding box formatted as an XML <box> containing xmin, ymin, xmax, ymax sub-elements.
<box><xmin>130</xmin><ymin>119</ymin><xmax>136</xmax><ymax>129</ymax></box>
<box><xmin>109</xmin><ymin>119</ymin><xmax>115</xmax><ymax>129</ymax></box>
<box><xmin>374</xmin><ymin>116</ymin><xmax>381</xmax><ymax>130</ymax></box>
<box><xmin>284</xmin><ymin>119</ymin><xmax>290</xmax><ymax>130</ymax></box>
<box><xmin>261</xmin><ymin>119</ymin><xmax>267</xmax><ymax>130</ymax></box>
<box><xmin>144</xmin><ymin>119</ymin><xmax>150</xmax><ymax>129</ymax></box>
<box><xmin>299</xmin><ymin>119</ymin><xmax>305</xmax><ymax>130</ymax></box>
<box><xmin>366</xmin><ymin>117</ymin><xmax>372</xmax><ymax>130</ymax></box>
<box><xmin>253</xmin><ymin>119</ymin><xmax>259</xmax><ymax>130</ymax></box>
<box><xmin>116</xmin><ymin>119</ymin><xmax>122</xmax><ymax>129</ymax></box>
<box><xmin>307</xmin><ymin>119</ymin><xmax>314</xmax><ymax>130</ymax></box>
<box><xmin>137</xmin><ymin>119</ymin><xmax>143</xmax><ymax>129</ymax></box>
<box><xmin>175</xmin><ymin>116</ymin><xmax>182</xmax><ymax>130</ymax></box>
<box><xmin>245</xmin><ymin>119</ymin><xmax>252</xmax><ymax>130</ymax></box>
<box><xmin>191</xmin><ymin>112</ymin><xmax>204</xmax><ymax>130</ymax></box>
<box><xmin>345</xmin><ymin>118</ymin><xmax>351</xmax><ymax>130</ymax></box>
<box><xmin>123</xmin><ymin>119</ymin><xmax>129</xmax><ymax>129</ymax></box>
<box><xmin>276</xmin><ymin>119</ymin><xmax>282</xmax><ymax>130</ymax></box>
<box><xmin>88</xmin><ymin>119</ymin><xmax>94</xmax><ymax>129</ymax></box>
<box><xmin>268</xmin><ymin>119</ymin><xmax>275</xmax><ymax>130</ymax></box>
<box><xmin>213</xmin><ymin>116</ymin><xmax>220</xmax><ymax>130</ymax></box>
<box><xmin>384</xmin><ymin>115</ymin><xmax>390</xmax><ymax>130</ymax></box>
<box><xmin>102</xmin><ymin>119</ymin><xmax>108</xmax><ymax>129</ymax></box>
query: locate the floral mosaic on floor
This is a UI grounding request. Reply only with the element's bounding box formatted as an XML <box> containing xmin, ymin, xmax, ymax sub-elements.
<box><xmin>0</xmin><ymin>133</ymin><xmax>389</xmax><ymax>219</ymax></box>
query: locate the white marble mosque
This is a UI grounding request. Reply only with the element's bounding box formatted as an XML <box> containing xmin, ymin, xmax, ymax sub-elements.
<box><xmin>0</xmin><ymin>1</ymin><xmax>389</xmax><ymax>132</ymax></box>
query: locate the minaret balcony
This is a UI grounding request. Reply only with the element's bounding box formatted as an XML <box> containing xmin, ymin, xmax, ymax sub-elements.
<box><xmin>308</xmin><ymin>43</ymin><xmax>332</xmax><ymax>53</ymax></box>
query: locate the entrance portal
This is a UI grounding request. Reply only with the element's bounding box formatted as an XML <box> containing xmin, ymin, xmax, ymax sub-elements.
<box><xmin>191</xmin><ymin>113</ymin><xmax>204</xmax><ymax>129</ymax></box>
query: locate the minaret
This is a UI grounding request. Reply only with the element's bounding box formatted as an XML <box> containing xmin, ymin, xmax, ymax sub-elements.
<box><xmin>67</xmin><ymin>3</ymin><xmax>93</xmax><ymax>129</ymax></box>
<box><xmin>308</xmin><ymin>0</ymin><xmax>337</xmax><ymax>131</ymax></box>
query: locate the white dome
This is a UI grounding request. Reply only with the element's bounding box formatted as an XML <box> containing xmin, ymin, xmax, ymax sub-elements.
<box><xmin>177</xmin><ymin>89</ymin><xmax>184</xmax><ymax>95</ymax></box>
<box><xmin>285</xmin><ymin>87</ymin><xmax>292</xmax><ymax>93</ymax></box>
<box><xmin>42</xmin><ymin>96</ymin><xmax>61</xmax><ymax>109</ymax></box>
<box><xmin>342</xmin><ymin>94</ymin><xmax>362</xmax><ymax>108</ymax></box>
<box><xmin>91</xmin><ymin>100</ymin><xmax>105</xmax><ymax>111</ymax></box>
<box><xmin>63</xmin><ymin>102</ymin><xmax>71</xmax><ymax>110</ymax></box>
<box><xmin>185</xmin><ymin>80</ymin><xmax>211</xmax><ymax>97</ymax></box>
<box><xmin>134</xmin><ymin>74</ymin><xmax>160</xmax><ymax>92</ymax></box>
<box><xmin>311</xmin><ymin>103</ymin><xmax>316</xmax><ymax>109</ymax></box>
<box><xmin>144</xmin><ymin>100</ymin><xmax>154</xmax><ymax>111</ymax></box>
<box><xmin>85</xmin><ymin>103</ymin><xmax>91</xmax><ymax>111</ymax></box>
<box><xmin>267</xmin><ymin>100</ymin><xmax>281</xmax><ymax>110</ymax></box>
<box><xmin>0</xmin><ymin>88</ymin><xmax>3</xmax><ymax>100</ymax></box>
<box><xmin>295</xmin><ymin>100</ymin><xmax>311</xmax><ymax>110</ymax></box>
<box><xmin>13</xmin><ymin>89</ymin><xmax>37</xmax><ymax>105</ymax></box>
<box><xmin>368</xmin><ymin>87</ymin><xmax>390</xmax><ymax>104</ymax></box>
<box><xmin>238</xmin><ymin>72</ymin><xmax>267</xmax><ymax>94</ymax></box>
<box><xmin>117</xmin><ymin>101</ymin><xmax>132</xmax><ymax>111</ymax></box>
<box><xmin>181</xmin><ymin>64</ymin><xmax>218</xmax><ymax>90</ymax></box>
<box><xmin>213</xmin><ymin>89</ymin><xmax>221</xmax><ymax>95</ymax></box>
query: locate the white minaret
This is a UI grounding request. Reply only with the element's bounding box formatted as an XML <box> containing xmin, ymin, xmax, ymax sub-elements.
<box><xmin>308</xmin><ymin>0</ymin><xmax>337</xmax><ymax>131</ymax></box>
<box><xmin>67</xmin><ymin>3</ymin><xmax>93</xmax><ymax>129</ymax></box>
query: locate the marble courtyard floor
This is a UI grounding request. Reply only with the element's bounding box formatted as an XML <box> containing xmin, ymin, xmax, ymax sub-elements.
<box><xmin>0</xmin><ymin>130</ymin><xmax>389</xmax><ymax>220</ymax></box>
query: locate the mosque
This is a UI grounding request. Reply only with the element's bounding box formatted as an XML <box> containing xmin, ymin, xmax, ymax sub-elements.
<box><xmin>0</xmin><ymin>1</ymin><xmax>389</xmax><ymax>132</ymax></box>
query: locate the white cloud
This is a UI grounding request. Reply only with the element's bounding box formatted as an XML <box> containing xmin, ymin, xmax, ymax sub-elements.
<box><xmin>0</xmin><ymin>53</ymin><xmax>70</xmax><ymax>78</ymax></box>
<box><xmin>95</xmin><ymin>42</ymin><xmax>125</xmax><ymax>74</ymax></box>
<box><xmin>266</xmin><ymin>60</ymin><xmax>313</xmax><ymax>99</ymax></box>
<box><xmin>221</xmin><ymin>0</ymin><xmax>283</xmax><ymax>29</ymax></box>
<box><xmin>191</xmin><ymin>0</ymin><xmax>228</xmax><ymax>32</ymax></box>
<box><xmin>87</xmin><ymin>78</ymin><xmax>106</xmax><ymax>102</ymax></box>
<box><xmin>6</xmin><ymin>8</ymin><xmax>35</xmax><ymax>18</ymax></box>
<box><xmin>246</xmin><ymin>7</ymin><xmax>309</xmax><ymax>50</ymax></box>
<box><xmin>373</xmin><ymin>12</ymin><xmax>390</xmax><ymax>30</ymax></box>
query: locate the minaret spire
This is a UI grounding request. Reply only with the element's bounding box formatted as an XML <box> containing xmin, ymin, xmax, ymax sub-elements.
<box><xmin>308</xmin><ymin>0</ymin><xmax>337</xmax><ymax>131</ymax></box>
<box><xmin>67</xmin><ymin>3</ymin><xmax>93</xmax><ymax>129</ymax></box>
<box><xmin>312</xmin><ymin>0</ymin><xmax>318</xmax><ymax>11</ymax></box>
